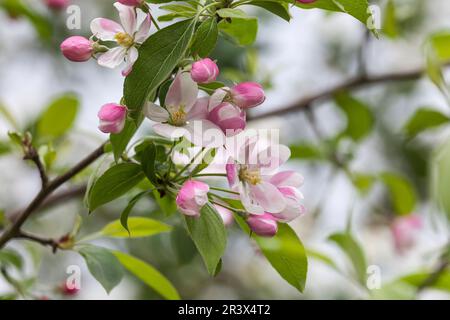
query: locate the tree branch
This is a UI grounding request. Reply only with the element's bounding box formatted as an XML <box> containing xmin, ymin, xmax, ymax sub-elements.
<box><xmin>248</xmin><ymin>64</ymin><xmax>445</xmax><ymax>121</ymax></box>
<box><xmin>16</xmin><ymin>231</ymin><xmax>60</xmax><ymax>253</ymax></box>
<box><xmin>0</xmin><ymin>143</ymin><xmax>106</xmax><ymax>249</ymax></box>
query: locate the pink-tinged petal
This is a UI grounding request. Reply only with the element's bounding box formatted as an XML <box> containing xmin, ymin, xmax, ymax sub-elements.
<box><xmin>249</xmin><ymin>181</ymin><xmax>286</xmax><ymax>213</ymax></box>
<box><xmin>114</xmin><ymin>2</ymin><xmax>137</xmax><ymax>35</ymax></box>
<box><xmin>153</xmin><ymin>123</ymin><xmax>187</xmax><ymax>139</ymax></box>
<box><xmin>165</xmin><ymin>72</ymin><xmax>199</xmax><ymax>112</ymax></box>
<box><xmin>144</xmin><ymin>102</ymin><xmax>170</xmax><ymax>122</ymax></box>
<box><xmin>269</xmin><ymin>171</ymin><xmax>304</xmax><ymax>187</ymax></box>
<box><xmin>207</xmin><ymin>102</ymin><xmax>246</xmax><ymax>136</ymax></box>
<box><xmin>135</xmin><ymin>14</ymin><xmax>152</xmax><ymax>43</ymax></box>
<box><xmin>183</xmin><ymin>120</ymin><xmax>225</xmax><ymax>147</ymax></box>
<box><xmin>121</xmin><ymin>47</ymin><xmax>138</xmax><ymax>76</ymax></box>
<box><xmin>225</xmin><ymin>161</ymin><xmax>238</xmax><ymax>188</ymax></box>
<box><xmin>258</xmin><ymin>144</ymin><xmax>291</xmax><ymax>172</ymax></box>
<box><xmin>187</xmin><ymin>97</ymin><xmax>209</xmax><ymax>120</ymax></box>
<box><xmin>97</xmin><ymin>103</ymin><xmax>127</xmax><ymax>134</ymax></box>
<box><xmin>247</xmin><ymin>213</ymin><xmax>278</xmax><ymax>237</ymax></box>
<box><xmin>391</xmin><ymin>215</ymin><xmax>422</xmax><ymax>253</ymax></box>
<box><xmin>240</xmin><ymin>184</ymin><xmax>265</xmax><ymax>215</ymax></box>
<box><xmin>238</xmin><ymin>136</ymin><xmax>258</xmax><ymax>165</ymax></box>
<box><xmin>270</xmin><ymin>186</ymin><xmax>305</xmax><ymax>222</ymax></box>
<box><xmin>90</xmin><ymin>18</ymin><xmax>123</xmax><ymax>41</ymax></box>
<box><xmin>208</xmin><ymin>87</ymin><xmax>229</xmax><ymax>111</ymax></box>
<box><xmin>176</xmin><ymin>180</ymin><xmax>209</xmax><ymax>217</ymax></box>
<box><xmin>191</xmin><ymin>58</ymin><xmax>219</xmax><ymax>84</ymax></box>
<box><xmin>230</xmin><ymin>82</ymin><xmax>265</xmax><ymax>109</ymax></box>
<box><xmin>214</xmin><ymin>204</ymin><xmax>234</xmax><ymax>226</ymax></box>
<box><xmin>97</xmin><ymin>47</ymin><xmax>127</xmax><ymax>69</ymax></box>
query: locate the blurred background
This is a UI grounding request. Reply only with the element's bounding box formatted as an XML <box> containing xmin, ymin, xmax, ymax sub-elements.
<box><xmin>0</xmin><ymin>0</ymin><xmax>449</xmax><ymax>299</ymax></box>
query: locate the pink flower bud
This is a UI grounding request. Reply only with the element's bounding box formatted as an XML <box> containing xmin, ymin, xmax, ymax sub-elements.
<box><xmin>176</xmin><ymin>180</ymin><xmax>209</xmax><ymax>217</ymax></box>
<box><xmin>191</xmin><ymin>58</ymin><xmax>219</xmax><ymax>84</ymax></box>
<box><xmin>208</xmin><ymin>102</ymin><xmax>246</xmax><ymax>136</ymax></box>
<box><xmin>230</xmin><ymin>82</ymin><xmax>265</xmax><ymax>109</ymax></box>
<box><xmin>214</xmin><ymin>204</ymin><xmax>234</xmax><ymax>227</ymax></box>
<box><xmin>60</xmin><ymin>36</ymin><xmax>93</xmax><ymax>62</ymax></box>
<box><xmin>97</xmin><ymin>103</ymin><xmax>127</xmax><ymax>134</ymax></box>
<box><xmin>247</xmin><ymin>213</ymin><xmax>278</xmax><ymax>237</ymax></box>
<box><xmin>45</xmin><ymin>0</ymin><xmax>70</xmax><ymax>10</ymax></box>
<box><xmin>391</xmin><ymin>215</ymin><xmax>422</xmax><ymax>254</ymax></box>
<box><xmin>61</xmin><ymin>282</ymin><xmax>79</xmax><ymax>296</ymax></box>
<box><xmin>118</xmin><ymin>0</ymin><xmax>143</xmax><ymax>6</ymax></box>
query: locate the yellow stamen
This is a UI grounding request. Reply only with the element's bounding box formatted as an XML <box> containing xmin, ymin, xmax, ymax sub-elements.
<box><xmin>170</xmin><ymin>107</ymin><xmax>187</xmax><ymax>126</ymax></box>
<box><xmin>239</xmin><ymin>166</ymin><xmax>261</xmax><ymax>185</ymax></box>
<box><xmin>115</xmin><ymin>32</ymin><xmax>134</xmax><ymax>48</ymax></box>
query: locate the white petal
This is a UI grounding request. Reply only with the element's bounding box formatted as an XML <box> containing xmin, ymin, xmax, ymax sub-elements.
<box><xmin>114</xmin><ymin>2</ymin><xmax>136</xmax><ymax>35</ymax></box>
<box><xmin>258</xmin><ymin>144</ymin><xmax>291</xmax><ymax>172</ymax></box>
<box><xmin>153</xmin><ymin>123</ymin><xmax>187</xmax><ymax>140</ymax></box>
<box><xmin>135</xmin><ymin>14</ymin><xmax>152</xmax><ymax>43</ymax></box>
<box><xmin>239</xmin><ymin>184</ymin><xmax>265</xmax><ymax>215</ymax></box>
<box><xmin>90</xmin><ymin>18</ymin><xmax>123</xmax><ymax>41</ymax></box>
<box><xmin>165</xmin><ymin>72</ymin><xmax>198</xmax><ymax>113</ymax></box>
<box><xmin>121</xmin><ymin>47</ymin><xmax>138</xmax><ymax>76</ymax></box>
<box><xmin>184</xmin><ymin>120</ymin><xmax>225</xmax><ymax>148</ymax></box>
<box><xmin>269</xmin><ymin>171</ymin><xmax>304</xmax><ymax>187</ymax></box>
<box><xmin>208</xmin><ymin>87</ymin><xmax>229</xmax><ymax>112</ymax></box>
<box><xmin>144</xmin><ymin>102</ymin><xmax>170</xmax><ymax>122</ymax></box>
<box><xmin>97</xmin><ymin>47</ymin><xmax>127</xmax><ymax>69</ymax></box>
<box><xmin>187</xmin><ymin>97</ymin><xmax>209</xmax><ymax>120</ymax></box>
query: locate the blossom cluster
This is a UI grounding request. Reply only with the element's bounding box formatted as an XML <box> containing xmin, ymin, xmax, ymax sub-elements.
<box><xmin>60</xmin><ymin>1</ymin><xmax>305</xmax><ymax>237</ymax></box>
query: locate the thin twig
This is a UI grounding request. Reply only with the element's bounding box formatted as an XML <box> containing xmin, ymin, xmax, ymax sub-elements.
<box><xmin>0</xmin><ymin>143</ymin><xmax>106</xmax><ymax>249</ymax></box>
<box><xmin>16</xmin><ymin>231</ymin><xmax>60</xmax><ymax>253</ymax></box>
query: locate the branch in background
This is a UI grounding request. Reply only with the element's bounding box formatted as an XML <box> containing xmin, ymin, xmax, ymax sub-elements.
<box><xmin>16</xmin><ymin>231</ymin><xmax>60</xmax><ymax>253</ymax></box>
<box><xmin>0</xmin><ymin>143</ymin><xmax>106</xmax><ymax>249</ymax></box>
<box><xmin>248</xmin><ymin>64</ymin><xmax>447</xmax><ymax>121</ymax></box>
<box><xmin>21</xmin><ymin>134</ymin><xmax>48</xmax><ymax>188</ymax></box>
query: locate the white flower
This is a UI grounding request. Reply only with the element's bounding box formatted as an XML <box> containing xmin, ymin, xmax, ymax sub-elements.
<box><xmin>90</xmin><ymin>2</ymin><xmax>151</xmax><ymax>76</ymax></box>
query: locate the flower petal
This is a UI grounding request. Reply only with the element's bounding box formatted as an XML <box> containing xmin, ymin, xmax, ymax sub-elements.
<box><xmin>239</xmin><ymin>184</ymin><xmax>265</xmax><ymax>215</ymax></box>
<box><xmin>187</xmin><ymin>97</ymin><xmax>209</xmax><ymax>120</ymax></box>
<box><xmin>153</xmin><ymin>123</ymin><xmax>187</xmax><ymax>140</ymax></box>
<box><xmin>135</xmin><ymin>14</ymin><xmax>152</xmax><ymax>43</ymax></box>
<box><xmin>97</xmin><ymin>47</ymin><xmax>127</xmax><ymax>69</ymax></box>
<box><xmin>183</xmin><ymin>120</ymin><xmax>225</xmax><ymax>147</ymax></box>
<box><xmin>249</xmin><ymin>181</ymin><xmax>286</xmax><ymax>213</ymax></box>
<box><xmin>269</xmin><ymin>171</ymin><xmax>304</xmax><ymax>187</ymax></box>
<box><xmin>121</xmin><ymin>47</ymin><xmax>138</xmax><ymax>76</ymax></box>
<box><xmin>258</xmin><ymin>144</ymin><xmax>291</xmax><ymax>172</ymax></box>
<box><xmin>90</xmin><ymin>18</ymin><xmax>123</xmax><ymax>41</ymax></box>
<box><xmin>165</xmin><ymin>72</ymin><xmax>199</xmax><ymax>113</ymax></box>
<box><xmin>114</xmin><ymin>2</ymin><xmax>136</xmax><ymax>35</ymax></box>
<box><xmin>208</xmin><ymin>87</ymin><xmax>229</xmax><ymax>112</ymax></box>
<box><xmin>144</xmin><ymin>102</ymin><xmax>170</xmax><ymax>122</ymax></box>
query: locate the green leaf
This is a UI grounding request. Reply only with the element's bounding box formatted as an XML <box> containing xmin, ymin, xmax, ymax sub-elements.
<box><xmin>78</xmin><ymin>245</ymin><xmax>124</xmax><ymax>294</ymax></box>
<box><xmin>290</xmin><ymin>143</ymin><xmax>324</xmax><ymax>160</ymax></box>
<box><xmin>0</xmin><ymin>141</ymin><xmax>11</xmax><ymax>156</ymax></box>
<box><xmin>123</xmin><ymin>18</ymin><xmax>196</xmax><ymax>123</ymax></box>
<box><xmin>350</xmin><ymin>172</ymin><xmax>375</xmax><ymax>195</ymax></box>
<box><xmin>119</xmin><ymin>191</ymin><xmax>149</xmax><ymax>233</ymax></box>
<box><xmin>400</xmin><ymin>270</ymin><xmax>450</xmax><ymax>293</ymax></box>
<box><xmin>235</xmin><ymin>216</ymin><xmax>308</xmax><ymax>292</ymax></box>
<box><xmin>100</xmin><ymin>217</ymin><xmax>171</xmax><ymax>238</ymax></box>
<box><xmin>140</xmin><ymin>142</ymin><xmax>157</xmax><ymax>184</ymax></box>
<box><xmin>37</xmin><ymin>95</ymin><xmax>79</xmax><ymax>138</ymax></box>
<box><xmin>110</xmin><ymin>118</ymin><xmax>139</xmax><ymax>163</ymax></box>
<box><xmin>113</xmin><ymin>251</ymin><xmax>180</xmax><ymax>300</ymax></box>
<box><xmin>185</xmin><ymin>203</ymin><xmax>227</xmax><ymax>275</ymax></box>
<box><xmin>191</xmin><ymin>18</ymin><xmax>218</xmax><ymax>58</ymax></box>
<box><xmin>432</xmin><ymin>138</ymin><xmax>450</xmax><ymax>219</ymax></box>
<box><xmin>328</xmin><ymin>232</ymin><xmax>367</xmax><ymax>285</ymax></box>
<box><xmin>403</xmin><ymin>108</ymin><xmax>449</xmax><ymax>139</ymax></box>
<box><xmin>248</xmin><ymin>1</ymin><xmax>291</xmax><ymax>22</ymax></box>
<box><xmin>380</xmin><ymin>172</ymin><xmax>417</xmax><ymax>216</ymax></box>
<box><xmin>428</xmin><ymin>31</ymin><xmax>450</xmax><ymax>62</ymax></box>
<box><xmin>87</xmin><ymin>163</ymin><xmax>145</xmax><ymax>212</ymax></box>
<box><xmin>0</xmin><ymin>250</ymin><xmax>23</xmax><ymax>270</ymax></box>
<box><xmin>219</xmin><ymin>18</ymin><xmax>258</xmax><ymax>46</ymax></box>
<box><xmin>382</xmin><ymin>0</ymin><xmax>398</xmax><ymax>38</ymax></box>
<box><xmin>335</xmin><ymin>91</ymin><xmax>374</xmax><ymax>142</ymax></box>
<box><xmin>217</xmin><ymin>8</ymin><xmax>251</xmax><ymax>19</ymax></box>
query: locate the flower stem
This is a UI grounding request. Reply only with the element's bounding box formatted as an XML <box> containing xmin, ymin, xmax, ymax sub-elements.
<box><xmin>209</xmin><ymin>186</ymin><xmax>239</xmax><ymax>195</ymax></box>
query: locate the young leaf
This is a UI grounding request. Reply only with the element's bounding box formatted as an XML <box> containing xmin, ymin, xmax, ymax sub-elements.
<box><xmin>0</xmin><ymin>250</ymin><xmax>23</xmax><ymax>270</ymax></box>
<box><xmin>78</xmin><ymin>245</ymin><xmax>124</xmax><ymax>294</ymax></box>
<box><xmin>219</xmin><ymin>18</ymin><xmax>258</xmax><ymax>46</ymax></box>
<box><xmin>248</xmin><ymin>1</ymin><xmax>291</xmax><ymax>22</ymax></box>
<box><xmin>216</xmin><ymin>8</ymin><xmax>251</xmax><ymax>19</ymax></box>
<box><xmin>37</xmin><ymin>95</ymin><xmax>79</xmax><ymax>138</ymax></box>
<box><xmin>235</xmin><ymin>216</ymin><xmax>308</xmax><ymax>292</ymax></box>
<box><xmin>123</xmin><ymin>19</ymin><xmax>196</xmax><ymax>123</ymax></box>
<box><xmin>328</xmin><ymin>232</ymin><xmax>367</xmax><ymax>285</ymax></box>
<box><xmin>185</xmin><ymin>203</ymin><xmax>227</xmax><ymax>275</ymax></box>
<box><xmin>119</xmin><ymin>191</ymin><xmax>149</xmax><ymax>233</ymax></box>
<box><xmin>191</xmin><ymin>18</ymin><xmax>218</xmax><ymax>58</ymax></box>
<box><xmin>113</xmin><ymin>251</ymin><xmax>180</xmax><ymax>300</ymax></box>
<box><xmin>335</xmin><ymin>91</ymin><xmax>374</xmax><ymax>142</ymax></box>
<box><xmin>87</xmin><ymin>163</ymin><xmax>145</xmax><ymax>212</ymax></box>
<box><xmin>100</xmin><ymin>217</ymin><xmax>172</xmax><ymax>238</ymax></box>
<box><xmin>403</xmin><ymin>108</ymin><xmax>449</xmax><ymax>139</ymax></box>
<box><xmin>140</xmin><ymin>142</ymin><xmax>157</xmax><ymax>184</ymax></box>
<box><xmin>380</xmin><ymin>172</ymin><xmax>417</xmax><ymax>216</ymax></box>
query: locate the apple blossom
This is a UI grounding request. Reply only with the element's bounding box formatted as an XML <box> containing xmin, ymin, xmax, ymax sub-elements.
<box><xmin>176</xmin><ymin>180</ymin><xmax>210</xmax><ymax>217</ymax></box>
<box><xmin>60</xmin><ymin>36</ymin><xmax>93</xmax><ymax>62</ymax></box>
<box><xmin>118</xmin><ymin>0</ymin><xmax>143</xmax><ymax>6</ymax></box>
<box><xmin>90</xmin><ymin>2</ymin><xmax>151</xmax><ymax>76</ymax></box>
<box><xmin>97</xmin><ymin>103</ymin><xmax>127</xmax><ymax>134</ymax></box>
<box><xmin>230</xmin><ymin>82</ymin><xmax>265</xmax><ymax>109</ymax></box>
<box><xmin>391</xmin><ymin>215</ymin><xmax>422</xmax><ymax>253</ymax></box>
<box><xmin>207</xmin><ymin>102</ymin><xmax>246</xmax><ymax>136</ymax></box>
<box><xmin>144</xmin><ymin>72</ymin><xmax>224</xmax><ymax>146</ymax></box>
<box><xmin>247</xmin><ymin>213</ymin><xmax>278</xmax><ymax>237</ymax></box>
<box><xmin>191</xmin><ymin>58</ymin><xmax>219</xmax><ymax>84</ymax></box>
<box><xmin>45</xmin><ymin>0</ymin><xmax>69</xmax><ymax>10</ymax></box>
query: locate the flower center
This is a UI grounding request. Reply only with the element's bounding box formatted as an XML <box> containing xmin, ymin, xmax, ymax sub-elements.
<box><xmin>170</xmin><ymin>108</ymin><xmax>187</xmax><ymax>126</ymax></box>
<box><xmin>115</xmin><ymin>32</ymin><xmax>134</xmax><ymax>48</ymax></box>
<box><xmin>239</xmin><ymin>166</ymin><xmax>261</xmax><ymax>185</ymax></box>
